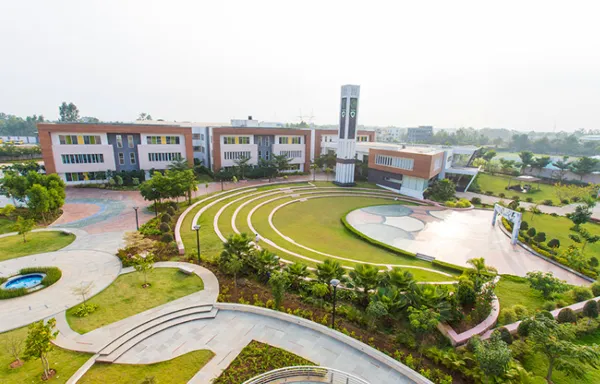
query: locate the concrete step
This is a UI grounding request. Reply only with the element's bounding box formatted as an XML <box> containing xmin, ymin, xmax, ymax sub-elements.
<box><xmin>98</xmin><ymin>305</ymin><xmax>214</xmax><ymax>357</ymax></box>
<box><xmin>97</xmin><ymin>307</ymin><xmax>218</xmax><ymax>363</ymax></box>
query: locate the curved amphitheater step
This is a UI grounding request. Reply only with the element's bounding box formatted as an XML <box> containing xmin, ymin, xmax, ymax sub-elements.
<box><xmin>96</xmin><ymin>304</ymin><xmax>218</xmax><ymax>363</ymax></box>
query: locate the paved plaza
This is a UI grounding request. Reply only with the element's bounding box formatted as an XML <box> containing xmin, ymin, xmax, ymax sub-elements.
<box><xmin>346</xmin><ymin>205</ymin><xmax>589</xmax><ymax>285</ymax></box>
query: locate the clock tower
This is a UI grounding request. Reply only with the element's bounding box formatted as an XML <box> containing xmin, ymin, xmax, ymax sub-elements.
<box><xmin>334</xmin><ymin>84</ymin><xmax>360</xmax><ymax>186</ymax></box>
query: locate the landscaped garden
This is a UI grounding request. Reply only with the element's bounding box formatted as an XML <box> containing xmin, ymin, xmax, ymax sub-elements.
<box><xmin>213</xmin><ymin>340</ymin><xmax>314</xmax><ymax>383</ymax></box>
<box><xmin>79</xmin><ymin>349</ymin><xmax>214</xmax><ymax>384</ymax></box>
<box><xmin>0</xmin><ymin>231</ymin><xmax>75</xmax><ymax>261</ymax></box>
<box><xmin>66</xmin><ymin>268</ymin><xmax>204</xmax><ymax>334</ymax></box>
<box><xmin>0</xmin><ymin>325</ymin><xmax>90</xmax><ymax>384</ymax></box>
<box><xmin>475</xmin><ymin>173</ymin><xmax>562</xmax><ymax>205</ymax></box>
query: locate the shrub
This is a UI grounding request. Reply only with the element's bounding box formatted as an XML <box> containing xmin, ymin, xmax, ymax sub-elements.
<box><xmin>445</xmin><ymin>201</ymin><xmax>456</xmax><ymax>208</ymax></box>
<box><xmin>590</xmin><ymin>257</ymin><xmax>599</xmax><ymax>268</ymax></box>
<box><xmin>513</xmin><ymin>305</ymin><xmax>529</xmax><ymax>320</ymax></box>
<box><xmin>496</xmin><ymin>327</ymin><xmax>513</xmax><ymax>345</ymax></box>
<box><xmin>456</xmin><ymin>198</ymin><xmax>471</xmax><ymax>208</ymax></box>
<box><xmin>520</xmin><ymin>221</ymin><xmax>529</xmax><ymax>230</ymax></box>
<box><xmin>571</xmin><ymin>196</ymin><xmax>581</xmax><ymax>203</ymax></box>
<box><xmin>115</xmin><ymin>175</ymin><xmax>124</xmax><ymax>186</ymax></box>
<box><xmin>534</xmin><ymin>232</ymin><xmax>546</xmax><ymax>243</ymax></box>
<box><xmin>499</xmin><ymin>308</ymin><xmax>517</xmax><ymax>324</ymax></box>
<box><xmin>471</xmin><ymin>197</ymin><xmax>481</xmax><ymax>205</ymax></box>
<box><xmin>511</xmin><ymin>195</ymin><xmax>519</xmax><ymax>201</ymax></box>
<box><xmin>159</xmin><ymin>222</ymin><xmax>171</xmax><ymax>233</ymax></box>
<box><xmin>72</xmin><ymin>303</ymin><xmax>99</xmax><ymax>317</ymax></box>
<box><xmin>542</xmin><ymin>301</ymin><xmax>556</xmax><ymax>311</ymax></box>
<box><xmin>517</xmin><ymin>319</ymin><xmax>533</xmax><ymax>337</ymax></box>
<box><xmin>166</xmin><ymin>206</ymin><xmax>176</xmax><ymax>216</ymax></box>
<box><xmin>542</xmin><ymin>199</ymin><xmax>553</xmax><ymax>206</ymax></box>
<box><xmin>161</xmin><ymin>214</ymin><xmax>172</xmax><ymax>223</ymax></box>
<box><xmin>486</xmin><ymin>191</ymin><xmax>494</xmax><ymax>196</ymax></box>
<box><xmin>572</xmin><ymin>286</ymin><xmax>593</xmax><ymax>302</ymax></box>
<box><xmin>525</xmin><ymin>197</ymin><xmax>533</xmax><ymax>202</ymax></box>
<box><xmin>547</xmin><ymin>239</ymin><xmax>560</xmax><ymax>249</ymax></box>
<box><xmin>160</xmin><ymin>233</ymin><xmax>174</xmax><ymax>243</ymax></box>
<box><xmin>557</xmin><ymin>308</ymin><xmax>577</xmax><ymax>323</ymax></box>
<box><xmin>457</xmin><ymin>279</ymin><xmax>476</xmax><ymax>305</ymax></box>
<box><xmin>310</xmin><ymin>283</ymin><xmax>329</xmax><ymax>299</ymax></box>
<box><xmin>527</xmin><ymin>227</ymin><xmax>536</xmax><ymax>237</ymax></box>
<box><xmin>169</xmin><ymin>201</ymin><xmax>178</xmax><ymax>209</ymax></box>
<box><xmin>591</xmin><ymin>282</ymin><xmax>600</xmax><ymax>297</ymax></box>
<box><xmin>499</xmin><ymin>193</ymin><xmax>506</xmax><ymax>198</ymax></box>
<box><xmin>583</xmin><ymin>300</ymin><xmax>599</xmax><ymax>318</ymax></box>
<box><xmin>561</xmin><ymin>198</ymin><xmax>570</xmax><ymax>205</ymax></box>
<box><xmin>132</xmin><ymin>177</ymin><xmax>140</xmax><ymax>186</ymax></box>
<box><xmin>537</xmin><ymin>310</ymin><xmax>554</xmax><ymax>320</ymax></box>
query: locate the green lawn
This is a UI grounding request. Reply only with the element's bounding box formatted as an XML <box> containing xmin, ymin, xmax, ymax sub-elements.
<box><xmin>524</xmin><ymin>212</ymin><xmax>600</xmax><ymax>261</ymax></box>
<box><xmin>495</xmin><ymin>275</ymin><xmax>547</xmax><ymax>312</ymax></box>
<box><xmin>0</xmin><ymin>326</ymin><xmax>90</xmax><ymax>384</ymax></box>
<box><xmin>476</xmin><ymin>173</ymin><xmax>560</xmax><ymax>205</ymax></box>
<box><xmin>66</xmin><ymin>268</ymin><xmax>204</xmax><ymax>334</ymax></box>
<box><xmin>79</xmin><ymin>350</ymin><xmax>214</xmax><ymax>384</ymax></box>
<box><xmin>0</xmin><ymin>231</ymin><xmax>75</xmax><ymax>261</ymax></box>
<box><xmin>0</xmin><ymin>217</ymin><xmax>15</xmax><ymax>234</ymax></box>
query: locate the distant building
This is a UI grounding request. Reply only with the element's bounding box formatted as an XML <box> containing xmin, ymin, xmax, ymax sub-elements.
<box><xmin>580</xmin><ymin>135</ymin><xmax>600</xmax><ymax>142</ymax></box>
<box><xmin>375</xmin><ymin>127</ymin><xmax>404</xmax><ymax>142</ymax></box>
<box><xmin>407</xmin><ymin>126</ymin><xmax>433</xmax><ymax>143</ymax></box>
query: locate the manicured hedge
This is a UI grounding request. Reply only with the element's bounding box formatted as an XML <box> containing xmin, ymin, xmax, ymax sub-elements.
<box><xmin>431</xmin><ymin>260</ymin><xmax>467</xmax><ymax>275</ymax></box>
<box><xmin>0</xmin><ymin>267</ymin><xmax>62</xmax><ymax>299</ymax></box>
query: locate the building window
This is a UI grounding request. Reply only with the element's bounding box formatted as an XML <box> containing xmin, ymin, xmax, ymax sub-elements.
<box><xmin>279</xmin><ymin>150</ymin><xmax>302</xmax><ymax>158</ymax></box>
<box><xmin>375</xmin><ymin>154</ymin><xmax>414</xmax><ymax>171</ymax></box>
<box><xmin>192</xmin><ymin>133</ymin><xmax>201</xmax><ymax>140</ymax></box>
<box><xmin>118</xmin><ymin>152</ymin><xmax>125</xmax><ymax>165</ymax></box>
<box><xmin>201</xmin><ymin>133</ymin><xmax>205</xmax><ymax>140</ymax></box>
<box><xmin>165</xmin><ymin>136</ymin><xmax>180</xmax><ymax>144</ymax></box>
<box><xmin>287</xmin><ymin>164</ymin><xmax>300</xmax><ymax>170</ymax></box>
<box><xmin>265</xmin><ymin>151</ymin><xmax>270</xmax><ymax>160</ymax></box>
<box><xmin>291</xmin><ymin>136</ymin><xmax>301</xmax><ymax>144</ymax></box>
<box><xmin>116</xmin><ymin>135</ymin><xmax>123</xmax><ymax>148</ymax></box>
<box><xmin>238</xmin><ymin>136</ymin><xmax>250</xmax><ymax>144</ymax></box>
<box><xmin>358</xmin><ymin>135</ymin><xmax>369</xmax><ymax>142</ymax></box>
<box><xmin>223</xmin><ymin>136</ymin><xmax>235</xmax><ymax>145</ymax></box>
<box><xmin>278</xmin><ymin>137</ymin><xmax>289</xmax><ymax>144</ymax></box>
<box><xmin>61</xmin><ymin>154</ymin><xmax>105</xmax><ymax>164</ymax></box>
<box><xmin>147</xmin><ymin>152</ymin><xmax>182</xmax><ymax>162</ymax></box>
<box><xmin>130</xmin><ymin>152</ymin><xmax>136</xmax><ymax>164</ymax></box>
<box><xmin>434</xmin><ymin>158</ymin><xmax>442</xmax><ymax>171</ymax></box>
<box><xmin>59</xmin><ymin>135</ymin><xmax>101</xmax><ymax>145</ymax></box>
<box><xmin>127</xmin><ymin>135</ymin><xmax>134</xmax><ymax>148</ymax></box>
<box><xmin>223</xmin><ymin>151</ymin><xmax>251</xmax><ymax>160</ymax></box>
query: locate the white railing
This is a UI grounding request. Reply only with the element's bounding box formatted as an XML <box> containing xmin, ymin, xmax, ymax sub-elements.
<box><xmin>242</xmin><ymin>366</ymin><xmax>371</xmax><ymax>384</ymax></box>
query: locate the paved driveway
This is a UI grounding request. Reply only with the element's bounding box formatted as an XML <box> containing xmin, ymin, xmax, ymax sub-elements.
<box><xmin>346</xmin><ymin>206</ymin><xmax>589</xmax><ymax>285</ymax></box>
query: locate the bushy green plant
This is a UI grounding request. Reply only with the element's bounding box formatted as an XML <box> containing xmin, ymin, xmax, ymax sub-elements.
<box><xmin>512</xmin><ymin>304</ymin><xmax>529</xmax><ymax>320</ymax></box>
<box><xmin>591</xmin><ymin>282</ymin><xmax>600</xmax><ymax>297</ymax></box>
<box><xmin>542</xmin><ymin>199</ymin><xmax>553</xmax><ymax>206</ymax></box>
<box><xmin>520</xmin><ymin>221</ymin><xmax>529</xmax><ymax>230</ymax></box>
<box><xmin>517</xmin><ymin>318</ymin><xmax>533</xmax><ymax>337</ymax></box>
<box><xmin>557</xmin><ymin>308</ymin><xmax>576</xmax><ymax>323</ymax></box>
<box><xmin>547</xmin><ymin>238</ymin><xmax>560</xmax><ymax>249</ymax></box>
<box><xmin>471</xmin><ymin>197</ymin><xmax>482</xmax><ymax>205</ymax></box>
<box><xmin>445</xmin><ymin>201</ymin><xmax>456</xmax><ymax>208</ymax></box>
<box><xmin>310</xmin><ymin>283</ymin><xmax>329</xmax><ymax>299</ymax></box>
<box><xmin>161</xmin><ymin>233</ymin><xmax>174</xmax><ymax>243</ymax></box>
<box><xmin>456</xmin><ymin>198</ymin><xmax>471</xmax><ymax>208</ymax></box>
<box><xmin>72</xmin><ymin>303</ymin><xmax>99</xmax><ymax>317</ymax></box>
<box><xmin>572</xmin><ymin>286</ymin><xmax>593</xmax><ymax>302</ymax></box>
<box><xmin>159</xmin><ymin>222</ymin><xmax>170</xmax><ymax>233</ymax></box>
<box><xmin>166</xmin><ymin>206</ymin><xmax>176</xmax><ymax>216</ymax></box>
<box><xmin>533</xmin><ymin>232</ymin><xmax>546</xmax><ymax>243</ymax></box>
<box><xmin>527</xmin><ymin>227</ymin><xmax>536</xmax><ymax>237</ymax></box>
<box><xmin>457</xmin><ymin>278</ymin><xmax>476</xmax><ymax>305</ymax></box>
<box><xmin>542</xmin><ymin>301</ymin><xmax>556</xmax><ymax>311</ymax></box>
<box><xmin>499</xmin><ymin>308</ymin><xmax>517</xmax><ymax>324</ymax></box>
<box><xmin>161</xmin><ymin>213</ymin><xmax>172</xmax><ymax>223</ymax></box>
<box><xmin>583</xmin><ymin>300</ymin><xmax>599</xmax><ymax>318</ymax></box>
<box><xmin>496</xmin><ymin>327</ymin><xmax>513</xmax><ymax>345</ymax></box>
<box><xmin>526</xmin><ymin>197</ymin><xmax>533</xmax><ymax>202</ymax></box>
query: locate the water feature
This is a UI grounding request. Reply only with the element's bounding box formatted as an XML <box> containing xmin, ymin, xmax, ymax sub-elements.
<box><xmin>2</xmin><ymin>274</ymin><xmax>45</xmax><ymax>290</ymax></box>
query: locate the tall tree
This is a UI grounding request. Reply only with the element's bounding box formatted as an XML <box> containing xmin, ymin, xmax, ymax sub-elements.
<box><xmin>58</xmin><ymin>102</ymin><xmax>80</xmax><ymax>122</ymax></box>
<box><xmin>233</xmin><ymin>155</ymin><xmax>252</xmax><ymax>179</ymax></box>
<box><xmin>137</xmin><ymin>113</ymin><xmax>153</xmax><ymax>121</ymax></box>
<box><xmin>552</xmin><ymin>156</ymin><xmax>571</xmax><ymax>182</ymax></box>
<box><xmin>473</xmin><ymin>332</ymin><xmax>512</xmax><ymax>381</ymax></box>
<box><xmin>528</xmin><ymin>315</ymin><xmax>600</xmax><ymax>382</ymax></box>
<box><xmin>570</xmin><ymin>157</ymin><xmax>600</xmax><ymax>181</ymax></box>
<box><xmin>518</xmin><ymin>151</ymin><xmax>535</xmax><ymax>174</ymax></box>
<box><xmin>272</xmin><ymin>154</ymin><xmax>290</xmax><ymax>175</ymax></box>
<box><xmin>530</xmin><ymin>156</ymin><xmax>551</xmax><ymax>176</ymax></box>
<box><xmin>23</xmin><ymin>319</ymin><xmax>58</xmax><ymax>380</ymax></box>
<box><xmin>349</xmin><ymin>263</ymin><xmax>381</xmax><ymax>306</ymax></box>
<box><xmin>567</xmin><ymin>204</ymin><xmax>593</xmax><ymax>230</ymax></box>
<box><xmin>269</xmin><ymin>271</ymin><xmax>289</xmax><ymax>310</ymax></box>
<box><xmin>11</xmin><ymin>216</ymin><xmax>35</xmax><ymax>242</ymax></box>
<box><xmin>26</xmin><ymin>184</ymin><xmax>50</xmax><ymax>223</ymax></box>
<box><xmin>285</xmin><ymin>262</ymin><xmax>310</xmax><ymax>290</ymax></box>
<box><xmin>315</xmin><ymin>259</ymin><xmax>345</xmax><ymax>284</ymax></box>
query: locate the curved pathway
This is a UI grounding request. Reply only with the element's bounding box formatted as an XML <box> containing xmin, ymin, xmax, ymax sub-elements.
<box><xmin>0</xmin><ymin>228</ymin><xmax>121</xmax><ymax>332</ymax></box>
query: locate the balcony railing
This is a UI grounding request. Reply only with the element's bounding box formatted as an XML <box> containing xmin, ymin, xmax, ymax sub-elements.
<box><xmin>242</xmin><ymin>366</ymin><xmax>371</xmax><ymax>384</ymax></box>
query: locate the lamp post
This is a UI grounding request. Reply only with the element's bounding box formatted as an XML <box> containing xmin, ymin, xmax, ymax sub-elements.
<box><xmin>330</xmin><ymin>278</ymin><xmax>340</xmax><ymax>329</ymax></box>
<box><xmin>133</xmin><ymin>206</ymin><xmax>139</xmax><ymax>230</ymax></box>
<box><xmin>193</xmin><ymin>225</ymin><xmax>201</xmax><ymax>264</ymax></box>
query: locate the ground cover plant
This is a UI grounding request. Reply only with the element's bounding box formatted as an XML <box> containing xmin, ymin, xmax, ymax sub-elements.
<box><xmin>212</xmin><ymin>340</ymin><xmax>314</xmax><ymax>384</ymax></box>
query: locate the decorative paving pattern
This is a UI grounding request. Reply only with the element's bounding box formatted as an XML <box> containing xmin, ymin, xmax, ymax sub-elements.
<box><xmin>346</xmin><ymin>206</ymin><xmax>589</xmax><ymax>285</ymax></box>
<box><xmin>51</xmin><ymin>198</ymin><xmax>123</xmax><ymax>229</ymax></box>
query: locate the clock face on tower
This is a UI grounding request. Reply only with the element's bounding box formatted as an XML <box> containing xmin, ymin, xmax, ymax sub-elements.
<box><xmin>339</xmin><ymin>98</ymin><xmax>347</xmax><ymax>139</ymax></box>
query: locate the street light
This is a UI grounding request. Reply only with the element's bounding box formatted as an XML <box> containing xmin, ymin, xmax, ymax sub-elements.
<box><xmin>193</xmin><ymin>225</ymin><xmax>201</xmax><ymax>264</ymax></box>
<box><xmin>330</xmin><ymin>278</ymin><xmax>340</xmax><ymax>329</ymax></box>
<box><xmin>133</xmin><ymin>206</ymin><xmax>139</xmax><ymax>230</ymax></box>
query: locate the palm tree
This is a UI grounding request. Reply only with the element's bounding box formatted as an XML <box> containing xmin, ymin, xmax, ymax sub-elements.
<box><xmin>250</xmin><ymin>248</ymin><xmax>279</xmax><ymax>281</ymax></box>
<box><xmin>272</xmin><ymin>154</ymin><xmax>291</xmax><ymax>176</ymax></box>
<box><xmin>466</xmin><ymin>257</ymin><xmax>496</xmax><ymax>291</ymax></box>
<box><xmin>384</xmin><ymin>267</ymin><xmax>415</xmax><ymax>291</ymax></box>
<box><xmin>285</xmin><ymin>262</ymin><xmax>310</xmax><ymax>290</ymax></box>
<box><xmin>168</xmin><ymin>157</ymin><xmax>190</xmax><ymax>171</ymax></box>
<box><xmin>324</xmin><ymin>167</ymin><xmax>333</xmax><ymax>181</ymax></box>
<box><xmin>309</xmin><ymin>162</ymin><xmax>320</xmax><ymax>182</ymax></box>
<box><xmin>233</xmin><ymin>155</ymin><xmax>252</xmax><ymax>179</ymax></box>
<box><xmin>219</xmin><ymin>233</ymin><xmax>253</xmax><ymax>268</ymax></box>
<box><xmin>316</xmin><ymin>259</ymin><xmax>345</xmax><ymax>284</ymax></box>
<box><xmin>349</xmin><ymin>264</ymin><xmax>381</xmax><ymax>305</ymax></box>
<box><xmin>372</xmin><ymin>286</ymin><xmax>406</xmax><ymax>316</ymax></box>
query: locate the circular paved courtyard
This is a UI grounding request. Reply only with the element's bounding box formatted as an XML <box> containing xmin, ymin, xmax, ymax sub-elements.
<box><xmin>345</xmin><ymin>205</ymin><xmax>589</xmax><ymax>285</ymax></box>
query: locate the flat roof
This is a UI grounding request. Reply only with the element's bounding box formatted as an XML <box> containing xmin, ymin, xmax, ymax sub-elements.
<box><xmin>355</xmin><ymin>142</ymin><xmax>445</xmax><ymax>155</ymax></box>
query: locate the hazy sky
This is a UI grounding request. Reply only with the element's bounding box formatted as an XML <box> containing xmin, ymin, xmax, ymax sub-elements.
<box><xmin>1</xmin><ymin>1</ymin><xmax>599</xmax><ymax>131</ymax></box>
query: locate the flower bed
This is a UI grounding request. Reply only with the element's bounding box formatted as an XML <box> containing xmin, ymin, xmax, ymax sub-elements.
<box><xmin>0</xmin><ymin>267</ymin><xmax>62</xmax><ymax>299</ymax></box>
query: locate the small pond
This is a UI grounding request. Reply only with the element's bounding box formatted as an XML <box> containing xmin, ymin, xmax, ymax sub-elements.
<box><xmin>2</xmin><ymin>273</ymin><xmax>45</xmax><ymax>290</ymax></box>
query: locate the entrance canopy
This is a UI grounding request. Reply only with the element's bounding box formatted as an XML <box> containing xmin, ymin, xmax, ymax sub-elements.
<box><xmin>507</xmin><ymin>175</ymin><xmax>541</xmax><ymax>191</ymax></box>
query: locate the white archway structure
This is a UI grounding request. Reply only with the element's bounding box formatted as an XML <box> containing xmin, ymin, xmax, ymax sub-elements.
<box><xmin>492</xmin><ymin>204</ymin><xmax>522</xmax><ymax>245</ymax></box>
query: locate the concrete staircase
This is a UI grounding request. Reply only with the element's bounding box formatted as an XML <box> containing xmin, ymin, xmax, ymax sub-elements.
<box><xmin>96</xmin><ymin>304</ymin><xmax>218</xmax><ymax>363</ymax></box>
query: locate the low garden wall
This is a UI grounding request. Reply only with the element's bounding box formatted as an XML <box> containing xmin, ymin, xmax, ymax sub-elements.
<box><xmin>214</xmin><ymin>302</ymin><xmax>434</xmax><ymax>384</ymax></box>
